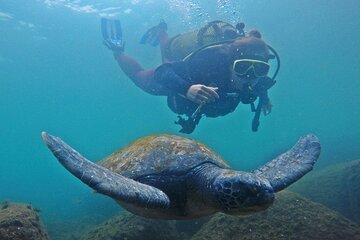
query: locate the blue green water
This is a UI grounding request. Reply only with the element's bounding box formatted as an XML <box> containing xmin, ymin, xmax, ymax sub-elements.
<box><xmin>1</xmin><ymin>0</ymin><xmax>360</xmax><ymax>237</ymax></box>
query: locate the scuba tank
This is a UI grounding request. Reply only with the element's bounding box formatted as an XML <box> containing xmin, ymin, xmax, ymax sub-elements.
<box><xmin>163</xmin><ymin>20</ymin><xmax>244</xmax><ymax>62</ymax></box>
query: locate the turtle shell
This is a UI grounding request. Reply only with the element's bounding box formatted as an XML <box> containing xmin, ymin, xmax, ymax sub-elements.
<box><xmin>98</xmin><ymin>134</ymin><xmax>229</xmax><ymax>179</ymax></box>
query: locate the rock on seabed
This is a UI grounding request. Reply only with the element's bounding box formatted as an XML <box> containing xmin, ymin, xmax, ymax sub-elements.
<box><xmin>191</xmin><ymin>191</ymin><xmax>360</xmax><ymax>240</ymax></box>
<box><xmin>0</xmin><ymin>201</ymin><xmax>48</xmax><ymax>240</ymax></box>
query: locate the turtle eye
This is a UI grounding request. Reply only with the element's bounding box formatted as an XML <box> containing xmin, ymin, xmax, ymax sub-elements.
<box><xmin>248</xmin><ymin>187</ymin><xmax>259</xmax><ymax>197</ymax></box>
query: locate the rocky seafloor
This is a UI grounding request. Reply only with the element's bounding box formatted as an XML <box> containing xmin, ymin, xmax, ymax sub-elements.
<box><xmin>291</xmin><ymin>159</ymin><xmax>360</xmax><ymax>225</ymax></box>
<box><xmin>79</xmin><ymin>191</ymin><xmax>360</xmax><ymax>240</ymax></box>
<box><xmin>0</xmin><ymin>201</ymin><xmax>48</xmax><ymax>240</ymax></box>
<box><xmin>2</xmin><ymin>159</ymin><xmax>360</xmax><ymax>240</ymax></box>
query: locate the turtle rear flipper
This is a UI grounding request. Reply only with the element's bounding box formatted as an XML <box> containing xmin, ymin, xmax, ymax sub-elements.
<box><xmin>42</xmin><ymin>132</ymin><xmax>170</xmax><ymax>209</ymax></box>
<box><xmin>253</xmin><ymin>134</ymin><xmax>321</xmax><ymax>192</ymax></box>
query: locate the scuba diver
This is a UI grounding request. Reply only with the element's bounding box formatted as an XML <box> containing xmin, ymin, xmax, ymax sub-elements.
<box><xmin>101</xmin><ymin>19</ymin><xmax>280</xmax><ymax>134</ymax></box>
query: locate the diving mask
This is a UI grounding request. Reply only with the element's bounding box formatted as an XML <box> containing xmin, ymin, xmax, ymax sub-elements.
<box><xmin>232</xmin><ymin>59</ymin><xmax>270</xmax><ymax>78</ymax></box>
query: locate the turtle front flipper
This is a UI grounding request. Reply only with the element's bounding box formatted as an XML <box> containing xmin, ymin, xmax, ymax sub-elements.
<box><xmin>41</xmin><ymin>132</ymin><xmax>170</xmax><ymax>209</ymax></box>
<box><xmin>253</xmin><ymin>134</ymin><xmax>321</xmax><ymax>192</ymax></box>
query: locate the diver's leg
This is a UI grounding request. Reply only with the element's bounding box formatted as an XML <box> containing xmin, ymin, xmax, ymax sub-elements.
<box><xmin>115</xmin><ymin>53</ymin><xmax>143</xmax><ymax>79</ymax></box>
<box><xmin>114</xmin><ymin>53</ymin><xmax>166</xmax><ymax>96</ymax></box>
<box><xmin>159</xmin><ymin>31</ymin><xmax>170</xmax><ymax>63</ymax></box>
<box><xmin>103</xmin><ymin>18</ymin><xmax>168</xmax><ymax>95</ymax></box>
<box><xmin>140</xmin><ymin>20</ymin><xmax>170</xmax><ymax>63</ymax></box>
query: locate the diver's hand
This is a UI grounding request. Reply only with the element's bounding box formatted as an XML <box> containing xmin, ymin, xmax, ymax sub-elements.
<box><xmin>186</xmin><ymin>84</ymin><xmax>219</xmax><ymax>105</ymax></box>
<box><xmin>262</xmin><ymin>100</ymin><xmax>272</xmax><ymax>115</ymax></box>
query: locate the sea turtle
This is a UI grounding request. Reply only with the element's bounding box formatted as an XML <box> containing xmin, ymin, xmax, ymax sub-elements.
<box><xmin>42</xmin><ymin>132</ymin><xmax>320</xmax><ymax>220</ymax></box>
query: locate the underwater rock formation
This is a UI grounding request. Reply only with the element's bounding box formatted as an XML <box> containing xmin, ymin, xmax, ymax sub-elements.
<box><xmin>175</xmin><ymin>217</ymin><xmax>211</xmax><ymax>239</ymax></box>
<box><xmin>291</xmin><ymin>159</ymin><xmax>360</xmax><ymax>224</ymax></box>
<box><xmin>79</xmin><ymin>191</ymin><xmax>360</xmax><ymax>240</ymax></box>
<box><xmin>80</xmin><ymin>211</ymin><xmax>184</xmax><ymax>240</ymax></box>
<box><xmin>191</xmin><ymin>191</ymin><xmax>360</xmax><ymax>240</ymax></box>
<box><xmin>0</xmin><ymin>201</ymin><xmax>48</xmax><ymax>240</ymax></box>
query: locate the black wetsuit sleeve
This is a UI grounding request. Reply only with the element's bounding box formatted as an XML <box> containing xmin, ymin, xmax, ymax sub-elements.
<box><xmin>154</xmin><ymin>63</ymin><xmax>192</xmax><ymax>96</ymax></box>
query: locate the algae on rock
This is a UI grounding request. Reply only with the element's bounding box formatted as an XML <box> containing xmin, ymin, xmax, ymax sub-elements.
<box><xmin>0</xmin><ymin>201</ymin><xmax>48</xmax><ymax>240</ymax></box>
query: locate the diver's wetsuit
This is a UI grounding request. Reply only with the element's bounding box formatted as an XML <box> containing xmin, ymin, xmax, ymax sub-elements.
<box><xmin>154</xmin><ymin>44</ymin><xmax>273</xmax><ymax>118</ymax></box>
<box><xmin>115</xmin><ymin>43</ymin><xmax>273</xmax><ymax>118</ymax></box>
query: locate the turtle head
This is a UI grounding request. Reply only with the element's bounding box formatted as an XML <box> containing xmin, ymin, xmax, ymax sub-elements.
<box><xmin>213</xmin><ymin>170</ymin><xmax>274</xmax><ymax>215</ymax></box>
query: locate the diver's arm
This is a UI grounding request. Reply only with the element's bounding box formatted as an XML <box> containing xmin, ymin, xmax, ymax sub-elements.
<box><xmin>115</xmin><ymin>53</ymin><xmax>144</xmax><ymax>79</ymax></box>
<box><xmin>114</xmin><ymin>53</ymin><xmax>169</xmax><ymax>96</ymax></box>
<box><xmin>154</xmin><ymin>63</ymin><xmax>219</xmax><ymax>104</ymax></box>
<box><xmin>154</xmin><ymin>63</ymin><xmax>192</xmax><ymax>96</ymax></box>
<box><xmin>258</xmin><ymin>76</ymin><xmax>275</xmax><ymax>115</ymax></box>
<box><xmin>260</xmin><ymin>90</ymin><xmax>272</xmax><ymax>115</ymax></box>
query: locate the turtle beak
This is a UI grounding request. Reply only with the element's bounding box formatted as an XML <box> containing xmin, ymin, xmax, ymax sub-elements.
<box><xmin>247</xmin><ymin>188</ymin><xmax>274</xmax><ymax>211</ymax></box>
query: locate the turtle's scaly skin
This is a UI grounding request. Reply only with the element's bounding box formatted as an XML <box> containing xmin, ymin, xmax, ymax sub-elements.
<box><xmin>42</xmin><ymin>132</ymin><xmax>321</xmax><ymax>220</ymax></box>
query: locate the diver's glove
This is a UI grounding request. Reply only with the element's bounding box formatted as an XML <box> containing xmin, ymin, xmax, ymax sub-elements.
<box><xmin>103</xmin><ymin>39</ymin><xmax>125</xmax><ymax>57</ymax></box>
<box><xmin>262</xmin><ymin>99</ymin><xmax>272</xmax><ymax>115</ymax></box>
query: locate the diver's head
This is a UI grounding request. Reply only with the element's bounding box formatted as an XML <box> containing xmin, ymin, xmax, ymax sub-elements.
<box><xmin>230</xmin><ymin>30</ymin><xmax>272</xmax><ymax>60</ymax></box>
<box><xmin>229</xmin><ymin>32</ymin><xmax>273</xmax><ymax>83</ymax></box>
